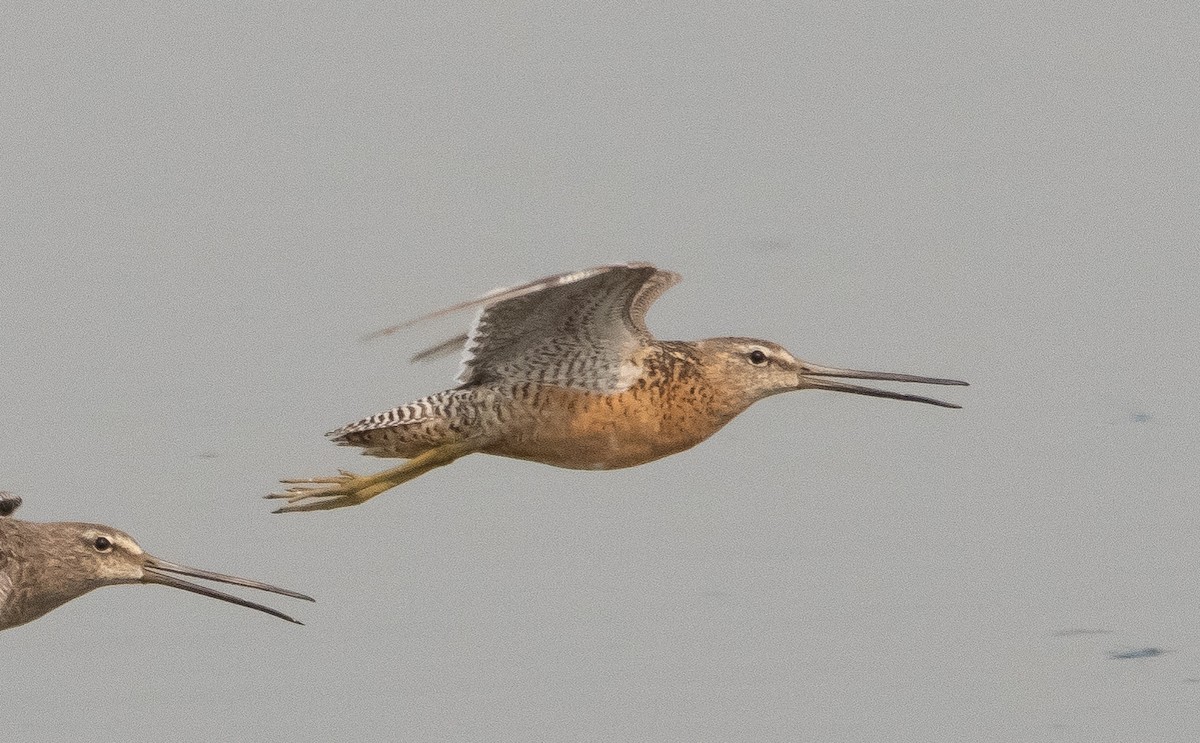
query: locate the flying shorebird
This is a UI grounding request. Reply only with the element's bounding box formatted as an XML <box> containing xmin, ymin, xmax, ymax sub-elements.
<box><xmin>270</xmin><ymin>263</ymin><xmax>968</xmax><ymax>513</ymax></box>
<box><xmin>0</xmin><ymin>493</ymin><xmax>312</xmax><ymax>630</ymax></box>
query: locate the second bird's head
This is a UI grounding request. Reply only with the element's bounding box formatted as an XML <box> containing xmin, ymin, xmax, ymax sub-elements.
<box><xmin>10</xmin><ymin>521</ymin><xmax>312</xmax><ymax>630</ymax></box>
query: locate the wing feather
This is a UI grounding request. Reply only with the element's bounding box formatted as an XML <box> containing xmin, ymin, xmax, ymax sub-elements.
<box><xmin>372</xmin><ymin>264</ymin><xmax>681</xmax><ymax>392</ymax></box>
<box><xmin>0</xmin><ymin>493</ymin><xmax>20</xmax><ymax>518</ymax></box>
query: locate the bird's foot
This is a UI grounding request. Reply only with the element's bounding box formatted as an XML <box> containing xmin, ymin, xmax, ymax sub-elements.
<box><xmin>267</xmin><ymin>470</ymin><xmax>389</xmax><ymax>513</ymax></box>
<box><xmin>268</xmin><ymin>445</ymin><xmax>472</xmax><ymax>514</ymax></box>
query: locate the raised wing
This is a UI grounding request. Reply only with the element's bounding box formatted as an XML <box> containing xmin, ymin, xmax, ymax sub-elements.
<box><xmin>372</xmin><ymin>264</ymin><xmax>680</xmax><ymax>392</ymax></box>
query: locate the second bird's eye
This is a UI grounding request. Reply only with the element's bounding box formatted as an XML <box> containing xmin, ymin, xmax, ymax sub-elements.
<box><xmin>93</xmin><ymin>536</ymin><xmax>112</xmax><ymax>552</ymax></box>
<box><xmin>747</xmin><ymin>349</ymin><xmax>768</xmax><ymax>365</ymax></box>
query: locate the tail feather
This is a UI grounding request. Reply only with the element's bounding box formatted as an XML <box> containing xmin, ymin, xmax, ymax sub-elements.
<box><xmin>326</xmin><ymin>389</ymin><xmax>482</xmax><ymax>459</ymax></box>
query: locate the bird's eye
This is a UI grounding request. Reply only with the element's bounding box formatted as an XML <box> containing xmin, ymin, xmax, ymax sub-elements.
<box><xmin>747</xmin><ymin>349</ymin><xmax>768</xmax><ymax>366</ymax></box>
<box><xmin>93</xmin><ymin>536</ymin><xmax>113</xmax><ymax>552</ymax></box>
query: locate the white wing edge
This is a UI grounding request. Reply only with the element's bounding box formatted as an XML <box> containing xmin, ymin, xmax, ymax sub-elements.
<box><xmin>362</xmin><ymin>263</ymin><xmax>656</xmax><ymax>342</ymax></box>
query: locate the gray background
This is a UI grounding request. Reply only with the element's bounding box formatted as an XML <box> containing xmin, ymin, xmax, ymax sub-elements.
<box><xmin>2</xmin><ymin>4</ymin><xmax>1197</xmax><ymax>742</ymax></box>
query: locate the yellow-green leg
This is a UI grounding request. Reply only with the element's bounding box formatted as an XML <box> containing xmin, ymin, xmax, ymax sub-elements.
<box><xmin>268</xmin><ymin>443</ymin><xmax>472</xmax><ymax>513</ymax></box>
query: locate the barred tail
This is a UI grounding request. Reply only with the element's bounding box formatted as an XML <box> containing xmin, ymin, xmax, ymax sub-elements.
<box><xmin>327</xmin><ymin>389</ymin><xmax>484</xmax><ymax>459</ymax></box>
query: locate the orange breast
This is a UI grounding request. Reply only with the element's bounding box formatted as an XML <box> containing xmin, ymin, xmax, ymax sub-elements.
<box><xmin>481</xmin><ymin>383</ymin><xmax>729</xmax><ymax>470</ymax></box>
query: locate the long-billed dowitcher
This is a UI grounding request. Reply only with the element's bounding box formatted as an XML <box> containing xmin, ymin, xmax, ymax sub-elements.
<box><xmin>0</xmin><ymin>493</ymin><xmax>312</xmax><ymax>630</ymax></box>
<box><xmin>271</xmin><ymin>263</ymin><xmax>967</xmax><ymax>513</ymax></box>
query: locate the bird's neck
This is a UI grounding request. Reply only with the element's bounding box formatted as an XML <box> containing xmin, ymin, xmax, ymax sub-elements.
<box><xmin>0</xmin><ymin>521</ymin><xmax>99</xmax><ymax>630</ymax></box>
<box><xmin>644</xmin><ymin>342</ymin><xmax>756</xmax><ymax>425</ymax></box>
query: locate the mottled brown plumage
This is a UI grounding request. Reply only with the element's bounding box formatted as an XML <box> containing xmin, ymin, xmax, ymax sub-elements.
<box><xmin>0</xmin><ymin>493</ymin><xmax>312</xmax><ymax>630</ymax></box>
<box><xmin>271</xmin><ymin>263</ymin><xmax>967</xmax><ymax>513</ymax></box>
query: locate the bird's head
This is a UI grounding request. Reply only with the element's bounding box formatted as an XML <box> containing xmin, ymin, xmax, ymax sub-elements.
<box><xmin>694</xmin><ymin>336</ymin><xmax>967</xmax><ymax>412</ymax></box>
<box><xmin>10</xmin><ymin>520</ymin><xmax>313</xmax><ymax>628</ymax></box>
<box><xmin>66</xmin><ymin>524</ymin><xmax>148</xmax><ymax>586</ymax></box>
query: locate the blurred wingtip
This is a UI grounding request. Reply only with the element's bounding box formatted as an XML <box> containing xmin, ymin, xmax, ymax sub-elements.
<box><xmin>410</xmin><ymin>333</ymin><xmax>470</xmax><ymax>363</ymax></box>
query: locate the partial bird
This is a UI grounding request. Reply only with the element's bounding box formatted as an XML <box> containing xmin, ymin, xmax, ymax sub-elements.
<box><xmin>271</xmin><ymin>263</ymin><xmax>967</xmax><ymax>513</ymax></box>
<box><xmin>0</xmin><ymin>493</ymin><xmax>312</xmax><ymax>630</ymax></box>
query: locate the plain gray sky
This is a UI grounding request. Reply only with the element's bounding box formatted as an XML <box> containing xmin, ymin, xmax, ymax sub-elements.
<box><xmin>2</xmin><ymin>4</ymin><xmax>1198</xmax><ymax>741</ymax></box>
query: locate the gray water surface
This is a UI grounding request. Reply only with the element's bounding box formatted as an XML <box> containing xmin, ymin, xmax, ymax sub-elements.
<box><xmin>2</xmin><ymin>5</ymin><xmax>1198</xmax><ymax>742</ymax></box>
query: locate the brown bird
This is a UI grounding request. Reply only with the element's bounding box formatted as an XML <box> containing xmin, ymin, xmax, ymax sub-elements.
<box><xmin>271</xmin><ymin>263</ymin><xmax>967</xmax><ymax>513</ymax></box>
<box><xmin>0</xmin><ymin>493</ymin><xmax>312</xmax><ymax>630</ymax></box>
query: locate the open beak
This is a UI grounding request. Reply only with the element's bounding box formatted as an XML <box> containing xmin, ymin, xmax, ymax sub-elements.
<box><xmin>797</xmin><ymin>362</ymin><xmax>968</xmax><ymax>409</ymax></box>
<box><xmin>141</xmin><ymin>555</ymin><xmax>315</xmax><ymax>625</ymax></box>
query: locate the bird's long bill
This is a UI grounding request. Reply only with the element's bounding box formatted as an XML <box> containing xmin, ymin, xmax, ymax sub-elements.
<box><xmin>141</xmin><ymin>556</ymin><xmax>315</xmax><ymax>625</ymax></box>
<box><xmin>798</xmin><ymin>363</ymin><xmax>968</xmax><ymax>409</ymax></box>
